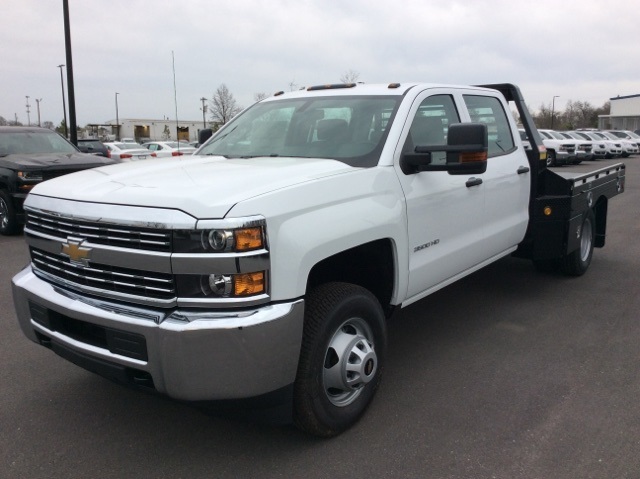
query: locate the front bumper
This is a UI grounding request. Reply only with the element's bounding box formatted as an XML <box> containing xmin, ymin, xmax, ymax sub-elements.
<box><xmin>12</xmin><ymin>266</ymin><xmax>304</xmax><ymax>401</ymax></box>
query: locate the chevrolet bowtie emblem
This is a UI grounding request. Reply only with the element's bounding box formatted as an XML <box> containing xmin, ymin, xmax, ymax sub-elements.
<box><xmin>61</xmin><ymin>238</ymin><xmax>92</xmax><ymax>266</ymax></box>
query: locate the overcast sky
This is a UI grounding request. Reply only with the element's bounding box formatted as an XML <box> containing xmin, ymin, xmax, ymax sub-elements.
<box><xmin>2</xmin><ymin>0</ymin><xmax>639</xmax><ymax>127</ymax></box>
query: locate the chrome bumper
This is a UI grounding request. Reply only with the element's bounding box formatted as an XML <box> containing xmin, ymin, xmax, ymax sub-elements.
<box><xmin>12</xmin><ymin>266</ymin><xmax>304</xmax><ymax>401</ymax></box>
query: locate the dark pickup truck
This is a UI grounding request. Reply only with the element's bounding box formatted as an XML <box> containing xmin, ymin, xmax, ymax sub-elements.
<box><xmin>0</xmin><ymin>126</ymin><xmax>115</xmax><ymax>235</ymax></box>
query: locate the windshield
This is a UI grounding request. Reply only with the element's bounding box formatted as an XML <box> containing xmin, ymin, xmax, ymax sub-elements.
<box><xmin>197</xmin><ymin>95</ymin><xmax>401</xmax><ymax>167</ymax></box>
<box><xmin>0</xmin><ymin>130</ymin><xmax>78</xmax><ymax>157</ymax></box>
<box><xmin>599</xmin><ymin>131</ymin><xmax>617</xmax><ymax>140</ymax></box>
<box><xmin>591</xmin><ymin>132</ymin><xmax>608</xmax><ymax>140</ymax></box>
<box><xmin>548</xmin><ymin>131</ymin><xmax>566</xmax><ymax>140</ymax></box>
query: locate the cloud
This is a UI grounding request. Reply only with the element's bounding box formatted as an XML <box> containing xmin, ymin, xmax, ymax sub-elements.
<box><xmin>2</xmin><ymin>0</ymin><xmax>638</xmax><ymax>127</ymax></box>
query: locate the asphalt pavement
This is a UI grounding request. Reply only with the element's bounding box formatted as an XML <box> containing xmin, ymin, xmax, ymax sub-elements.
<box><xmin>1</xmin><ymin>158</ymin><xmax>639</xmax><ymax>479</ymax></box>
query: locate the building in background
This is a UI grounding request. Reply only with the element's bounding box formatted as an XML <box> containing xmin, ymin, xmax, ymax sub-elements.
<box><xmin>102</xmin><ymin>118</ymin><xmax>207</xmax><ymax>143</ymax></box>
<box><xmin>599</xmin><ymin>94</ymin><xmax>640</xmax><ymax>131</ymax></box>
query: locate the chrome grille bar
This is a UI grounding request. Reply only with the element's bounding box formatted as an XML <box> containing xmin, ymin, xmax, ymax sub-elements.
<box><xmin>26</xmin><ymin>210</ymin><xmax>171</xmax><ymax>252</ymax></box>
<box><xmin>32</xmin><ymin>249</ymin><xmax>175</xmax><ymax>300</ymax></box>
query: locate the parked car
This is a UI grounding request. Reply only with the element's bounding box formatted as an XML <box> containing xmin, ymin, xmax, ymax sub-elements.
<box><xmin>605</xmin><ymin>130</ymin><xmax>640</xmax><ymax>149</ymax></box>
<box><xmin>574</xmin><ymin>131</ymin><xmax>622</xmax><ymax>159</ymax></box>
<box><xmin>77</xmin><ymin>138</ymin><xmax>109</xmax><ymax>157</ymax></box>
<box><xmin>587</xmin><ymin>131</ymin><xmax>625</xmax><ymax>158</ymax></box>
<box><xmin>599</xmin><ymin>131</ymin><xmax>638</xmax><ymax>157</ymax></box>
<box><xmin>537</xmin><ymin>129</ymin><xmax>578</xmax><ymax>166</ymax></box>
<box><xmin>142</xmin><ymin>141</ymin><xmax>196</xmax><ymax>157</ymax></box>
<box><xmin>0</xmin><ymin>126</ymin><xmax>115</xmax><ymax>234</ymax></box>
<box><xmin>105</xmin><ymin>142</ymin><xmax>157</xmax><ymax>162</ymax></box>
<box><xmin>519</xmin><ymin>130</ymin><xmax>532</xmax><ymax>151</ymax></box>
<box><xmin>557</xmin><ymin>131</ymin><xmax>593</xmax><ymax>161</ymax></box>
<box><xmin>564</xmin><ymin>131</ymin><xmax>607</xmax><ymax>159</ymax></box>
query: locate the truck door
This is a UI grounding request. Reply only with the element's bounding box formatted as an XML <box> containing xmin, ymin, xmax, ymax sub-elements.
<box><xmin>394</xmin><ymin>92</ymin><xmax>488</xmax><ymax>301</ymax></box>
<box><xmin>462</xmin><ymin>94</ymin><xmax>530</xmax><ymax>256</ymax></box>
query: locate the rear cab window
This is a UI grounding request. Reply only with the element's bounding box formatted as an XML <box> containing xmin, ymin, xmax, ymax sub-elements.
<box><xmin>463</xmin><ymin>95</ymin><xmax>515</xmax><ymax>157</ymax></box>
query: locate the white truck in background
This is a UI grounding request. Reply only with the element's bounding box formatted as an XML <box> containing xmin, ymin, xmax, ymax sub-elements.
<box><xmin>12</xmin><ymin>82</ymin><xmax>625</xmax><ymax>437</ymax></box>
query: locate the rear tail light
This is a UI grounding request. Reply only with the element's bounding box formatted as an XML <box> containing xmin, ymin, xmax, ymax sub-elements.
<box><xmin>120</xmin><ymin>153</ymin><xmax>132</xmax><ymax>159</ymax></box>
<box><xmin>171</xmin><ymin>151</ymin><xmax>183</xmax><ymax>156</ymax></box>
<box><xmin>151</xmin><ymin>152</ymin><xmax>157</xmax><ymax>157</ymax></box>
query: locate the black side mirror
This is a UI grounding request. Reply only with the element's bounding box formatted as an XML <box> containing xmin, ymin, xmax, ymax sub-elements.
<box><xmin>400</xmin><ymin>123</ymin><xmax>488</xmax><ymax>175</ymax></box>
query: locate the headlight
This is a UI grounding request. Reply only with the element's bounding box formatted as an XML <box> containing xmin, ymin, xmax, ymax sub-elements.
<box><xmin>177</xmin><ymin>271</ymin><xmax>267</xmax><ymax>298</ymax></box>
<box><xmin>18</xmin><ymin>171</ymin><xmax>44</xmax><ymax>180</ymax></box>
<box><xmin>174</xmin><ymin>225</ymin><xmax>265</xmax><ymax>253</ymax></box>
<box><xmin>17</xmin><ymin>171</ymin><xmax>44</xmax><ymax>191</ymax></box>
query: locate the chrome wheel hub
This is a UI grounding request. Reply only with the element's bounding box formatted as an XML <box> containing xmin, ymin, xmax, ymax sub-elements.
<box><xmin>323</xmin><ymin>318</ymin><xmax>377</xmax><ymax>407</ymax></box>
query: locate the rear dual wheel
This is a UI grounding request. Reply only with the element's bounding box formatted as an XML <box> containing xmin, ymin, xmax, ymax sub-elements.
<box><xmin>532</xmin><ymin>209</ymin><xmax>595</xmax><ymax>276</ymax></box>
<box><xmin>561</xmin><ymin>209</ymin><xmax>595</xmax><ymax>276</ymax></box>
<box><xmin>293</xmin><ymin>282</ymin><xmax>386</xmax><ymax>437</ymax></box>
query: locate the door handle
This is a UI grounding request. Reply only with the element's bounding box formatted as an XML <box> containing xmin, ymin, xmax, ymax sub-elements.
<box><xmin>517</xmin><ymin>166</ymin><xmax>530</xmax><ymax>175</ymax></box>
<box><xmin>466</xmin><ymin>177</ymin><xmax>483</xmax><ymax>188</ymax></box>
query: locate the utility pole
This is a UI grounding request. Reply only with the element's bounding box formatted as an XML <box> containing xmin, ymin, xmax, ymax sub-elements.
<box><xmin>115</xmin><ymin>92</ymin><xmax>120</xmax><ymax>141</ymax></box>
<box><xmin>62</xmin><ymin>0</ymin><xmax>78</xmax><ymax>145</ymax></box>
<box><xmin>35</xmin><ymin>98</ymin><xmax>42</xmax><ymax>127</ymax></box>
<box><xmin>25</xmin><ymin>96</ymin><xmax>31</xmax><ymax>126</ymax></box>
<box><xmin>200</xmin><ymin>97</ymin><xmax>207</xmax><ymax>129</ymax></box>
<box><xmin>58</xmin><ymin>64</ymin><xmax>68</xmax><ymax>137</ymax></box>
<box><xmin>551</xmin><ymin>95</ymin><xmax>559</xmax><ymax>129</ymax></box>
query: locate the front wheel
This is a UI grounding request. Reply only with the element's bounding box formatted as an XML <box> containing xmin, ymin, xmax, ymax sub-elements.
<box><xmin>561</xmin><ymin>209</ymin><xmax>595</xmax><ymax>276</ymax></box>
<box><xmin>546</xmin><ymin>150</ymin><xmax>556</xmax><ymax>167</ymax></box>
<box><xmin>293</xmin><ymin>282</ymin><xmax>387</xmax><ymax>437</ymax></box>
<box><xmin>0</xmin><ymin>191</ymin><xmax>19</xmax><ymax>236</ymax></box>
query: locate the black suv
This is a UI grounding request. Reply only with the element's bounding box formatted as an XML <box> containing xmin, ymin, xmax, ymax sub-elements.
<box><xmin>0</xmin><ymin>127</ymin><xmax>115</xmax><ymax>235</ymax></box>
<box><xmin>77</xmin><ymin>138</ymin><xmax>109</xmax><ymax>157</ymax></box>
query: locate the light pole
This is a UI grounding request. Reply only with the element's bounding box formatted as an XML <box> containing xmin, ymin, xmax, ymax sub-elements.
<box><xmin>57</xmin><ymin>64</ymin><xmax>68</xmax><ymax>137</ymax></box>
<box><xmin>200</xmin><ymin>97</ymin><xmax>207</xmax><ymax>130</ymax></box>
<box><xmin>551</xmin><ymin>95</ymin><xmax>559</xmax><ymax>129</ymax></box>
<box><xmin>115</xmin><ymin>92</ymin><xmax>120</xmax><ymax>141</ymax></box>
<box><xmin>35</xmin><ymin>98</ymin><xmax>42</xmax><ymax>127</ymax></box>
<box><xmin>25</xmin><ymin>96</ymin><xmax>31</xmax><ymax>126</ymax></box>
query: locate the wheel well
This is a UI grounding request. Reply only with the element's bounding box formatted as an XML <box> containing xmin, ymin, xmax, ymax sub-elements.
<box><xmin>306</xmin><ymin>239</ymin><xmax>395</xmax><ymax>316</ymax></box>
<box><xmin>594</xmin><ymin>196</ymin><xmax>608</xmax><ymax>248</ymax></box>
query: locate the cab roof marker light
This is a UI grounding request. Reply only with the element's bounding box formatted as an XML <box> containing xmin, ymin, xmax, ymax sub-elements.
<box><xmin>307</xmin><ymin>83</ymin><xmax>357</xmax><ymax>91</ymax></box>
<box><xmin>388</xmin><ymin>83</ymin><xmax>401</xmax><ymax>89</ymax></box>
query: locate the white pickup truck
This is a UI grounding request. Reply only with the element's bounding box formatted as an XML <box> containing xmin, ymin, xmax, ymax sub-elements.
<box><xmin>12</xmin><ymin>83</ymin><xmax>625</xmax><ymax>437</ymax></box>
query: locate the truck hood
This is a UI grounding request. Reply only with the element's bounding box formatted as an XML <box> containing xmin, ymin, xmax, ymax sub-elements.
<box><xmin>0</xmin><ymin>152</ymin><xmax>115</xmax><ymax>170</ymax></box>
<box><xmin>29</xmin><ymin>155</ymin><xmax>356</xmax><ymax>219</ymax></box>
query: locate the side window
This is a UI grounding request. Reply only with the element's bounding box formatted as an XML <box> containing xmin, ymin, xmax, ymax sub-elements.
<box><xmin>463</xmin><ymin>95</ymin><xmax>515</xmax><ymax>157</ymax></box>
<box><xmin>403</xmin><ymin>94</ymin><xmax>460</xmax><ymax>165</ymax></box>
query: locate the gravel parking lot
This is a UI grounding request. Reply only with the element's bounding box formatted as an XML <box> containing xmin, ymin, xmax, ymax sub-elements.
<box><xmin>1</xmin><ymin>158</ymin><xmax>639</xmax><ymax>479</ymax></box>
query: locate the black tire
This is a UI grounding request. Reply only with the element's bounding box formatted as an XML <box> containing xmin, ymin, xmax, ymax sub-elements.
<box><xmin>293</xmin><ymin>282</ymin><xmax>387</xmax><ymax>437</ymax></box>
<box><xmin>561</xmin><ymin>209</ymin><xmax>595</xmax><ymax>276</ymax></box>
<box><xmin>546</xmin><ymin>150</ymin><xmax>556</xmax><ymax>167</ymax></box>
<box><xmin>0</xmin><ymin>190</ymin><xmax>19</xmax><ymax>235</ymax></box>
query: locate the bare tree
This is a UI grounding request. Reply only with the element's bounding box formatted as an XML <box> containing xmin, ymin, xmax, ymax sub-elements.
<box><xmin>254</xmin><ymin>92</ymin><xmax>269</xmax><ymax>102</ymax></box>
<box><xmin>340</xmin><ymin>69</ymin><xmax>360</xmax><ymax>84</ymax></box>
<box><xmin>209</xmin><ymin>84</ymin><xmax>243</xmax><ymax>125</ymax></box>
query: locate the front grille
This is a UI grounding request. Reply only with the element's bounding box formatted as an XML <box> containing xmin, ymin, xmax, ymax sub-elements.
<box><xmin>26</xmin><ymin>209</ymin><xmax>172</xmax><ymax>252</ymax></box>
<box><xmin>31</xmin><ymin>248</ymin><xmax>175</xmax><ymax>301</ymax></box>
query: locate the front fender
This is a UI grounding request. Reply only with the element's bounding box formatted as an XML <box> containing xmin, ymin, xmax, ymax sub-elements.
<box><xmin>228</xmin><ymin>166</ymin><xmax>409</xmax><ymax>304</ymax></box>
